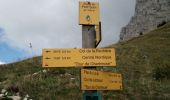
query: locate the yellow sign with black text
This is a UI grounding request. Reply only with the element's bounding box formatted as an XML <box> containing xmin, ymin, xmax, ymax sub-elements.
<box><xmin>79</xmin><ymin>2</ymin><xmax>100</xmax><ymax>25</ymax></box>
<box><xmin>42</xmin><ymin>48</ymin><xmax>116</xmax><ymax>67</ymax></box>
<box><xmin>81</xmin><ymin>69</ymin><xmax>123</xmax><ymax>90</ymax></box>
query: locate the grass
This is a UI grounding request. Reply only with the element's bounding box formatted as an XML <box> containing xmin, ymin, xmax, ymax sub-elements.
<box><xmin>0</xmin><ymin>22</ymin><xmax>170</xmax><ymax>99</ymax></box>
<box><xmin>107</xmin><ymin>22</ymin><xmax>170</xmax><ymax>99</ymax></box>
<box><xmin>0</xmin><ymin>57</ymin><xmax>81</xmax><ymax>100</ymax></box>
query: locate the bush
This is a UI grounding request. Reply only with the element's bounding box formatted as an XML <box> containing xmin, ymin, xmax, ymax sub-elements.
<box><xmin>58</xmin><ymin>69</ymin><xmax>66</xmax><ymax>75</ymax></box>
<box><xmin>153</xmin><ymin>64</ymin><xmax>170</xmax><ymax>80</ymax></box>
<box><xmin>157</xmin><ymin>21</ymin><xmax>167</xmax><ymax>28</ymax></box>
<box><xmin>139</xmin><ymin>32</ymin><xmax>143</xmax><ymax>36</ymax></box>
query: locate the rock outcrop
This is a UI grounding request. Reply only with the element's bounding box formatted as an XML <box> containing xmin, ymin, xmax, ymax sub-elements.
<box><xmin>120</xmin><ymin>0</ymin><xmax>170</xmax><ymax>41</ymax></box>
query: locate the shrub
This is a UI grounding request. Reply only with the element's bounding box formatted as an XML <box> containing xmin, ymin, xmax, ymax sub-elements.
<box><xmin>153</xmin><ymin>64</ymin><xmax>170</xmax><ymax>80</ymax></box>
<box><xmin>139</xmin><ymin>32</ymin><xmax>143</xmax><ymax>36</ymax></box>
<box><xmin>58</xmin><ymin>69</ymin><xmax>66</xmax><ymax>75</ymax></box>
<box><xmin>157</xmin><ymin>21</ymin><xmax>167</xmax><ymax>28</ymax></box>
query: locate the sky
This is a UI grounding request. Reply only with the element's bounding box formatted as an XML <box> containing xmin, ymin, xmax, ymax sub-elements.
<box><xmin>0</xmin><ymin>60</ymin><xmax>4</xmax><ymax>65</ymax></box>
<box><xmin>0</xmin><ymin>0</ymin><xmax>136</xmax><ymax>63</ymax></box>
<box><xmin>0</xmin><ymin>61</ymin><xmax>4</xmax><ymax>65</ymax></box>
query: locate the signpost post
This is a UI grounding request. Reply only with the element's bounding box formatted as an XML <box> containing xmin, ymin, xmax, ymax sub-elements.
<box><xmin>82</xmin><ymin>24</ymin><xmax>98</xmax><ymax>100</ymax></box>
<box><xmin>79</xmin><ymin>1</ymin><xmax>101</xmax><ymax>100</ymax></box>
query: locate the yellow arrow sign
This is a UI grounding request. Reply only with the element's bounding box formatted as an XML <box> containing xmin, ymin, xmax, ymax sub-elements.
<box><xmin>81</xmin><ymin>69</ymin><xmax>123</xmax><ymax>90</ymax></box>
<box><xmin>42</xmin><ymin>48</ymin><xmax>116</xmax><ymax>67</ymax></box>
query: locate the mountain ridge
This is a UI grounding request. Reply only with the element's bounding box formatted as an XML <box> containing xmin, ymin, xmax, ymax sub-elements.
<box><xmin>120</xmin><ymin>0</ymin><xmax>170</xmax><ymax>41</ymax></box>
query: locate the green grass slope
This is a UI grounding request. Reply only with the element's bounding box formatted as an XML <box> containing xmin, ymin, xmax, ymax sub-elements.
<box><xmin>0</xmin><ymin>22</ymin><xmax>170</xmax><ymax>100</ymax></box>
<box><xmin>0</xmin><ymin>57</ymin><xmax>81</xmax><ymax>100</ymax></box>
<box><xmin>107</xmin><ymin>22</ymin><xmax>170</xmax><ymax>99</ymax></box>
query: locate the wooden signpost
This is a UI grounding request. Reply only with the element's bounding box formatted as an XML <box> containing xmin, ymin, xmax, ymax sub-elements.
<box><xmin>42</xmin><ymin>1</ymin><xmax>123</xmax><ymax>100</ymax></box>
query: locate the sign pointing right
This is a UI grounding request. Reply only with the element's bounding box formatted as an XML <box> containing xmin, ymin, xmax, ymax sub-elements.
<box><xmin>81</xmin><ymin>69</ymin><xmax>123</xmax><ymax>90</ymax></box>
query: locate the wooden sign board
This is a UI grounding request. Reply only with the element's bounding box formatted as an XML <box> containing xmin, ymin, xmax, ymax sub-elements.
<box><xmin>79</xmin><ymin>2</ymin><xmax>100</xmax><ymax>25</ymax></box>
<box><xmin>81</xmin><ymin>69</ymin><xmax>123</xmax><ymax>90</ymax></box>
<box><xmin>42</xmin><ymin>48</ymin><xmax>116</xmax><ymax>67</ymax></box>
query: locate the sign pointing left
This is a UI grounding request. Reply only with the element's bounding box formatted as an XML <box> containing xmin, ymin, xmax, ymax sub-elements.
<box><xmin>42</xmin><ymin>48</ymin><xmax>116</xmax><ymax>67</ymax></box>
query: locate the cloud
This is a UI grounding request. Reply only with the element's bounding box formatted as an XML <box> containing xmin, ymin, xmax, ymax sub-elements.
<box><xmin>0</xmin><ymin>0</ymin><xmax>136</xmax><ymax>56</ymax></box>
<box><xmin>0</xmin><ymin>61</ymin><xmax>5</xmax><ymax>65</ymax></box>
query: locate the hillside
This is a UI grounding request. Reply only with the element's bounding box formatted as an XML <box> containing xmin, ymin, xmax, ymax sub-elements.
<box><xmin>107</xmin><ymin>22</ymin><xmax>170</xmax><ymax>99</ymax></box>
<box><xmin>0</xmin><ymin>22</ymin><xmax>170</xmax><ymax>99</ymax></box>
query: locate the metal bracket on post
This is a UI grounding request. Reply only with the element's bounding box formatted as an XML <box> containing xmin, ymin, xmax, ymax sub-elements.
<box><xmin>83</xmin><ymin>92</ymin><xmax>102</xmax><ymax>100</ymax></box>
<box><xmin>95</xmin><ymin>22</ymin><xmax>102</xmax><ymax>48</ymax></box>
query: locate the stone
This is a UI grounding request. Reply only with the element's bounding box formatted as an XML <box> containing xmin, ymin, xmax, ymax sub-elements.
<box><xmin>23</xmin><ymin>97</ymin><xmax>28</xmax><ymax>100</ymax></box>
<box><xmin>8</xmin><ymin>96</ymin><xmax>21</xmax><ymax>100</ymax></box>
<box><xmin>26</xmin><ymin>94</ymin><xmax>29</xmax><ymax>98</ymax></box>
<box><xmin>120</xmin><ymin>0</ymin><xmax>170</xmax><ymax>41</ymax></box>
<box><xmin>5</xmin><ymin>92</ymin><xmax>8</xmax><ymax>96</ymax></box>
<box><xmin>16</xmin><ymin>92</ymin><xmax>20</xmax><ymax>96</ymax></box>
<box><xmin>0</xmin><ymin>94</ymin><xmax>4</xmax><ymax>97</ymax></box>
<box><xmin>42</xmin><ymin>69</ymin><xmax>47</xmax><ymax>73</ymax></box>
<box><xmin>1</xmin><ymin>89</ymin><xmax>6</xmax><ymax>94</ymax></box>
<box><xmin>71</xmin><ymin>78</ymin><xmax>75</xmax><ymax>80</ymax></box>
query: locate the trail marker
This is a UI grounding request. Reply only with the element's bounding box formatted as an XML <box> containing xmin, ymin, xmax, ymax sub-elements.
<box><xmin>79</xmin><ymin>2</ymin><xmax>100</xmax><ymax>25</ymax></box>
<box><xmin>42</xmin><ymin>48</ymin><xmax>116</xmax><ymax>67</ymax></box>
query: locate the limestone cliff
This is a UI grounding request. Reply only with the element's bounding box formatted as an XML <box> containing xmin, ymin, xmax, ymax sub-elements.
<box><xmin>120</xmin><ymin>0</ymin><xmax>170</xmax><ymax>41</ymax></box>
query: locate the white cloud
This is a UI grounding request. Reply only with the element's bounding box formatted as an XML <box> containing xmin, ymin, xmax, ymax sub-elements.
<box><xmin>0</xmin><ymin>61</ymin><xmax>5</xmax><ymax>65</ymax></box>
<box><xmin>0</xmin><ymin>0</ymin><xmax>136</xmax><ymax>56</ymax></box>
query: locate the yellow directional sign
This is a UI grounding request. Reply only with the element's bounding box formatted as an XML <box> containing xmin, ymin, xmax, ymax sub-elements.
<box><xmin>81</xmin><ymin>69</ymin><xmax>123</xmax><ymax>90</ymax></box>
<box><xmin>95</xmin><ymin>22</ymin><xmax>101</xmax><ymax>47</ymax></box>
<box><xmin>79</xmin><ymin>2</ymin><xmax>100</xmax><ymax>25</ymax></box>
<box><xmin>42</xmin><ymin>48</ymin><xmax>116</xmax><ymax>67</ymax></box>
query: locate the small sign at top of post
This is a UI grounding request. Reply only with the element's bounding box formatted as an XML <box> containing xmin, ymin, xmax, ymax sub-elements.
<box><xmin>79</xmin><ymin>2</ymin><xmax>100</xmax><ymax>25</ymax></box>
